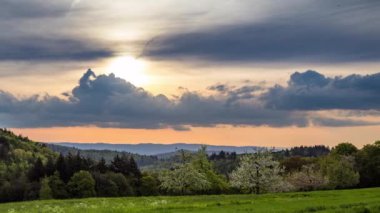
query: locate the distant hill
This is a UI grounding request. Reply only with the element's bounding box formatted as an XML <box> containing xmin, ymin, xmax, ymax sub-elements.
<box><xmin>50</xmin><ymin>142</ymin><xmax>264</xmax><ymax>155</ymax></box>
<box><xmin>46</xmin><ymin>143</ymin><xmax>159</xmax><ymax>167</ymax></box>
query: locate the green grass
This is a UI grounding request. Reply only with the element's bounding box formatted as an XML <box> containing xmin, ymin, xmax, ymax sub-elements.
<box><xmin>1</xmin><ymin>188</ymin><xmax>380</xmax><ymax>213</ymax></box>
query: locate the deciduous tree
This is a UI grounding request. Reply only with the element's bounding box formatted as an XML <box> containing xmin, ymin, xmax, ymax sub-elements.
<box><xmin>230</xmin><ymin>152</ymin><xmax>284</xmax><ymax>194</ymax></box>
<box><xmin>67</xmin><ymin>170</ymin><xmax>96</xmax><ymax>198</ymax></box>
<box><xmin>159</xmin><ymin>163</ymin><xmax>210</xmax><ymax>195</ymax></box>
<box><xmin>39</xmin><ymin>177</ymin><xmax>52</xmax><ymax>200</ymax></box>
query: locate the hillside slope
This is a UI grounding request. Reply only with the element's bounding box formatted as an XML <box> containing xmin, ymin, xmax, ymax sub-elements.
<box><xmin>0</xmin><ymin>129</ymin><xmax>57</xmax><ymax>201</ymax></box>
<box><xmin>0</xmin><ymin>128</ymin><xmax>57</xmax><ymax>166</ymax></box>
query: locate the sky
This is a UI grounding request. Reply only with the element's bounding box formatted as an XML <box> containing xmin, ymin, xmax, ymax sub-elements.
<box><xmin>2</xmin><ymin>0</ymin><xmax>380</xmax><ymax>147</ymax></box>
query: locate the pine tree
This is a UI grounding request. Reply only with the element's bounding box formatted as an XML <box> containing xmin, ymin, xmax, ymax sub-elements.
<box><xmin>45</xmin><ymin>157</ymin><xmax>56</xmax><ymax>177</ymax></box>
<box><xmin>0</xmin><ymin>136</ymin><xmax>10</xmax><ymax>160</ymax></box>
<box><xmin>96</xmin><ymin>158</ymin><xmax>108</xmax><ymax>173</ymax></box>
<box><xmin>56</xmin><ymin>154</ymin><xmax>69</xmax><ymax>182</ymax></box>
<box><xmin>110</xmin><ymin>155</ymin><xmax>121</xmax><ymax>173</ymax></box>
<box><xmin>129</xmin><ymin>156</ymin><xmax>141</xmax><ymax>179</ymax></box>
<box><xmin>28</xmin><ymin>158</ymin><xmax>45</xmax><ymax>182</ymax></box>
<box><xmin>65</xmin><ymin>153</ymin><xmax>75</xmax><ymax>180</ymax></box>
<box><xmin>111</xmin><ymin>154</ymin><xmax>131</xmax><ymax>176</ymax></box>
<box><xmin>73</xmin><ymin>152</ymin><xmax>83</xmax><ymax>173</ymax></box>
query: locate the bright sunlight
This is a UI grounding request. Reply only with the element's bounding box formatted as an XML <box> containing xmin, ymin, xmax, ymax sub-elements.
<box><xmin>106</xmin><ymin>56</ymin><xmax>149</xmax><ymax>86</ymax></box>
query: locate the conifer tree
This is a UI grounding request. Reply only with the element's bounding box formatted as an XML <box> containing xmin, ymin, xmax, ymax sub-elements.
<box><xmin>28</xmin><ymin>158</ymin><xmax>45</xmax><ymax>182</ymax></box>
<box><xmin>96</xmin><ymin>158</ymin><xmax>108</xmax><ymax>173</ymax></box>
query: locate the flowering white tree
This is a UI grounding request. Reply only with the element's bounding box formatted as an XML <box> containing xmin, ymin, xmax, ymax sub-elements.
<box><xmin>230</xmin><ymin>152</ymin><xmax>284</xmax><ymax>194</ymax></box>
<box><xmin>159</xmin><ymin>163</ymin><xmax>210</xmax><ymax>195</ymax></box>
<box><xmin>287</xmin><ymin>164</ymin><xmax>328</xmax><ymax>191</ymax></box>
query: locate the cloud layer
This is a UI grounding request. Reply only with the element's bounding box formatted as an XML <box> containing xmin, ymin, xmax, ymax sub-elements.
<box><xmin>0</xmin><ymin>37</ymin><xmax>113</xmax><ymax>61</ymax></box>
<box><xmin>1</xmin><ymin>69</ymin><xmax>379</xmax><ymax>130</ymax></box>
<box><xmin>2</xmin><ymin>1</ymin><xmax>380</xmax><ymax>64</ymax></box>
<box><xmin>0</xmin><ymin>0</ymin><xmax>113</xmax><ymax>61</ymax></box>
<box><xmin>145</xmin><ymin>1</ymin><xmax>380</xmax><ymax>63</ymax></box>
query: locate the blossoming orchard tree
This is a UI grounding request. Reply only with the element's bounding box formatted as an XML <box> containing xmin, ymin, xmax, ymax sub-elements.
<box><xmin>159</xmin><ymin>163</ymin><xmax>210</xmax><ymax>195</ymax></box>
<box><xmin>230</xmin><ymin>152</ymin><xmax>285</xmax><ymax>194</ymax></box>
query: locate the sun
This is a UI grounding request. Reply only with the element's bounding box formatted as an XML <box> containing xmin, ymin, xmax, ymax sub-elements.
<box><xmin>106</xmin><ymin>56</ymin><xmax>149</xmax><ymax>86</ymax></box>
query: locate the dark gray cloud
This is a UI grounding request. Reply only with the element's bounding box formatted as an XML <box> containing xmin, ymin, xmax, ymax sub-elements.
<box><xmin>208</xmin><ymin>83</ymin><xmax>263</xmax><ymax>106</ymax></box>
<box><xmin>0</xmin><ymin>0</ymin><xmax>113</xmax><ymax>61</ymax></box>
<box><xmin>0</xmin><ymin>0</ymin><xmax>72</xmax><ymax>19</ymax></box>
<box><xmin>310</xmin><ymin>117</ymin><xmax>375</xmax><ymax>127</ymax></box>
<box><xmin>0</xmin><ymin>69</ymin><xmax>377</xmax><ymax>130</ymax></box>
<box><xmin>0</xmin><ymin>36</ymin><xmax>113</xmax><ymax>61</ymax></box>
<box><xmin>0</xmin><ymin>69</ymin><xmax>308</xmax><ymax>129</ymax></box>
<box><xmin>263</xmin><ymin>70</ymin><xmax>380</xmax><ymax>110</ymax></box>
<box><xmin>144</xmin><ymin>1</ymin><xmax>380</xmax><ymax>63</ymax></box>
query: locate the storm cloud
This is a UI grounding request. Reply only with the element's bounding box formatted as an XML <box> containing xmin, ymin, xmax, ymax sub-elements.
<box><xmin>0</xmin><ymin>69</ymin><xmax>378</xmax><ymax>130</ymax></box>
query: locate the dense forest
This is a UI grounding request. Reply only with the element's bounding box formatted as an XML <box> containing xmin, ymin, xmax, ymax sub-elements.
<box><xmin>0</xmin><ymin>128</ymin><xmax>379</xmax><ymax>202</ymax></box>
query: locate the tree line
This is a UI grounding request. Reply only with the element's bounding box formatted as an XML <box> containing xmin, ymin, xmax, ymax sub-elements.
<box><xmin>159</xmin><ymin>142</ymin><xmax>380</xmax><ymax>194</ymax></box>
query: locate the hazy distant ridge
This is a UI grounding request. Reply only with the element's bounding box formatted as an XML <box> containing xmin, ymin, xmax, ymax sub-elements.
<box><xmin>51</xmin><ymin>142</ymin><xmax>264</xmax><ymax>155</ymax></box>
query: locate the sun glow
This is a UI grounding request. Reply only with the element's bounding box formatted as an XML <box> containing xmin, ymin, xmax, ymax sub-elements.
<box><xmin>106</xmin><ymin>56</ymin><xmax>149</xmax><ymax>85</ymax></box>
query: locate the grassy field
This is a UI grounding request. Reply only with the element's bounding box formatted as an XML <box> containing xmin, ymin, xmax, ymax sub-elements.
<box><xmin>1</xmin><ymin>188</ymin><xmax>379</xmax><ymax>213</ymax></box>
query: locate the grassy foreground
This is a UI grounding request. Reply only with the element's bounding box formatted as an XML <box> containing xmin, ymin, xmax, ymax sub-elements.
<box><xmin>1</xmin><ymin>188</ymin><xmax>379</xmax><ymax>213</ymax></box>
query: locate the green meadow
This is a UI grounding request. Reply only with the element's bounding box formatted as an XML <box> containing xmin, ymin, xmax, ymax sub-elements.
<box><xmin>1</xmin><ymin>188</ymin><xmax>379</xmax><ymax>213</ymax></box>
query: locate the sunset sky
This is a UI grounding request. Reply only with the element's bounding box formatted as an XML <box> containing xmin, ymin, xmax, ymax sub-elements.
<box><xmin>2</xmin><ymin>0</ymin><xmax>380</xmax><ymax>147</ymax></box>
